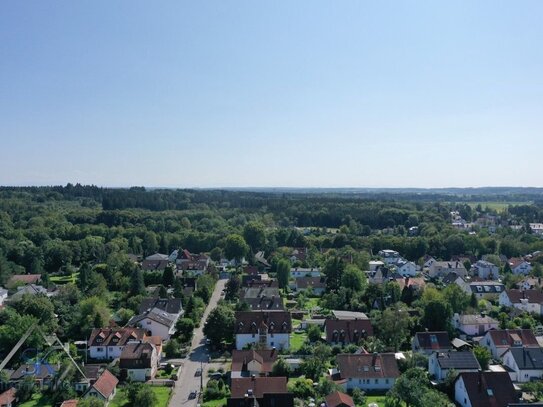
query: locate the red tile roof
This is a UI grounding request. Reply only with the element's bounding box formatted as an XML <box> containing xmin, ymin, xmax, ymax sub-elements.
<box><xmin>0</xmin><ymin>388</ymin><xmax>17</xmax><ymax>405</ymax></box>
<box><xmin>336</xmin><ymin>353</ymin><xmax>400</xmax><ymax>379</ymax></box>
<box><xmin>231</xmin><ymin>349</ymin><xmax>278</xmax><ymax>374</ymax></box>
<box><xmin>88</xmin><ymin>327</ymin><xmax>147</xmax><ymax>347</ymax></box>
<box><xmin>235</xmin><ymin>311</ymin><xmax>292</xmax><ymax>334</ymax></box>
<box><xmin>456</xmin><ymin>371</ymin><xmax>517</xmax><ymax>407</ymax></box>
<box><xmin>60</xmin><ymin>400</ymin><xmax>79</xmax><ymax>407</ymax></box>
<box><xmin>325</xmin><ymin>391</ymin><xmax>355</xmax><ymax>407</ymax></box>
<box><xmin>8</xmin><ymin>274</ymin><xmax>41</xmax><ymax>285</ymax></box>
<box><xmin>230</xmin><ymin>377</ymin><xmax>288</xmax><ymax>399</ymax></box>
<box><xmin>325</xmin><ymin>319</ymin><xmax>373</xmax><ymax>343</ymax></box>
<box><xmin>414</xmin><ymin>331</ymin><xmax>451</xmax><ymax>351</ymax></box>
<box><xmin>505</xmin><ymin>289</ymin><xmax>543</xmax><ymax>304</ymax></box>
<box><xmin>91</xmin><ymin>370</ymin><xmax>118</xmax><ymax>399</ymax></box>
<box><xmin>487</xmin><ymin>329</ymin><xmax>539</xmax><ymax>349</ymax></box>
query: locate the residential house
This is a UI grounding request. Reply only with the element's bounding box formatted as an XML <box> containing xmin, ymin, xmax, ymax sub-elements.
<box><xmin>7</xmin><ymin>274</ymin><xmax>41</xmax><ymax>287</ymax></box>
<box><xmin>295</xmin><ymin>277</ymin><xmax>326</xmax><ymax>295</ymax></box>
<box><xmin>127</xmin><ymin>298</ymin><xmax>183</xmax><ymax>340</ymax></box>
<box><xmin>394</xmin><ymin>277</ymin><xmax>426</xmax><ymax>293</ymax></box>
<box><xmin>509</xmin><ymin>258</ymin><xmax>532</xmax><ymax>275</ymax></box>
<box><xmin>325</xmin><ymin>391</ymin><xmax>355</xmax><ymax>407</ymax></box>
<box><xmin>0</xmin><ymin>388</ymin><xmax>17</xmax><ymax>407</ymax></box>
<box><xmin>502</xmin><ymin>347</ymin><xmax>543</xmax><ymax>382</ymax></box>
<box><xmin>88</xmin><ymin>328</ymin><xmax>148</xmax><ymax>360</ymax></box>
<box><xmin>412</xmin><ymin>331</ymin><xmax>451</xmax><ymax>355</ymax></box>
<box><xmin>331</xmin><ymin>310</ymin><xmax>369</xmax><ymax>320</ymax></box>
<box><xmin>529</xmin><ymin>223</ymin><xmax>543</xmax><ymax>235</ymax></box>
<box><xmin>228</xmin><ymin>377</ymin><xmax>293</xmax><ymax>407</ymax></box>
<box><xmin>456</xmin><ymin>278</ymin><xmax>505</xmax><ymax>300</ymax></box>
<box><xmin>333</xmin><ymin>353</ymin><xmax>400</xmax><ymax>391</ymax></box>
<box><xmin>395</xmin><ymin>260</ymin><xmax>417</xmax><ymax>277</ymax></box>
<box><xmin>10</xmin><ymin>364</ymin><xmax>57</xmax><ymax>389</ymax></box>
<box><xmin>234</xmin><ymin>311</ymin><xmax>292</xmax><ymax>350</ymax></box>
<box><xmin>368</xmin><ymin>267</ymin><xmax>400</xmax><ymax>285</ymax></box>
<box><xmin>423</xmin><ymin>255</ymin><xmax>436</xmax><ymax>269</ymax></box>
<box><xmin>369</xmin><ymin>261</ymin><xmax>384</xmax><ymax>271</ymax></box>
<box><xmin>255</xmin><ymin>251</ymin><xmax>271</xmax><ymax>269</ymax></box>
<box><xmin>0</xmin><ymin>288</ymin><xmax>8</xmax><ymax>306</ymax></box>
<box><xmin>378</xmin><ymin>250</ymin><xmax>401</xmax><ymax>265</ymax></box>
<box><xmin>454</xmin><ymin>371</ymin><xmax>517</xmax><ymax>407</ymax></box>
<box><xmin>499</xmin><ymin>289</ymin><xmax>543</xmax><ymax>315</ymax></box>
<box><xmin>289</xmin><ymin>247</ymin><xmax>308</xmax><ymax>263</ymax></box>
<box><xmin>324</xmin><ymin>318</ymin><xmax>373</xmax><ymax>345</ymax></box>
<box><xmin>472</xmin><ymin>260</ymin><xmax>500</xmax><ymax>280</ymax></box>
<box><xmin>60</xmin><ymin>400</ymin><xmax>79</xmax><ymax>407</ymax></box>
<box><xmin>429</xmin><ymin>261</ymin><xmax>467</xmax><ymax>278</ymax></box>
<box><xmin>240</xmin><ymin>287</ymin><xmax>283</xmax><ymax>311</ymax></box>
<box><xmin>453</xmin><ymin>313</ymin><xmax>499</xmax><ymax>336</ymax></box>
<box><xmin>231</xmin><ymin>349</ymin><xmax>278</xmax><ymax>378</ymax></box>
<box><xmin>428</xmin><ymin>351</ymin><xmax>480</xmax><ymax>381</ymax></box>
<box><xmin>8</xmin><ymin>284</ymin><xmax>53</xmax><ymax>302</ymax></box>
<box><xmin>291</xmin><ymin>268</ymin><xmax>321</xmax><ymax>278</ymax></box>
<box><xmin>480</xmin><ymin>329</ymin><xmax>539</xmax><ymax>359</ymax></box>
<box><xmin>85</xmin><ymin>370</ymin><xmax>118</xmax><ymax>405</ymax></box>
<box><xmin>142</xmin><ymin>253</ymin><xmax>170</xmax><ymax>271</ymax></box>
<box><xmin>518</xmin><ymin>277</ymin><xmax>543</xmax><ymax>291</ymax></box>
<box><xmin>119</xmin><ymin>342</ymin><xmax>159</xmax><ymax>382</ymax></box>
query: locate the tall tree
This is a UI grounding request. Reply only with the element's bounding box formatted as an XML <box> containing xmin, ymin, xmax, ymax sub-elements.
<box><xmin>276</xmin><ymin>259</ymin><xmax>291</xmax><ymax>289</ymax></box>
<box><xmin>243</xmin><ymin>222</ymin><xmax>266</xmax><ymax>253</ymax></box>
<box><xmin>203</xmin><ymin>305</ymin><xmax>235</xmax><ymax>346</ymax></box>
<box><xmin>224</xmin><ymin>234</ymin><xmax>249</xmax><ymax>263</ymax></box>
<box><xmin>162</xmin><ymin>265</ymin><xmax>175</xmax><ymax>287</ymax></box>
<box><xmin>130</xmin><ymin>269</ymin><xmax>146</xmax><ymax>296</ymax></box>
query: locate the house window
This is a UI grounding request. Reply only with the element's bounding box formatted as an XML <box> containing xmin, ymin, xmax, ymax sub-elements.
<box><xmin>147</xmin><ymin>321</ymin><xmax>151</xmax><ymax>325</ymax></box>
<box><xmin>252</xmin><ymin>333</ymin><xmax>255</xmax><ymax>338</ymax></box>
<box><xmin>270</xmin><ymin>342</ymin><xmax>274</xmax><ymax>346</ymax></box>
<box><xmin>375</xmin><ymin>379</ymin><xmax>378</xmax><ymax>384</ymax></box>
<box><xmin>386</xmin><ymin>379</ymin><xmax>389</xmax><ymax>384</ymax></box>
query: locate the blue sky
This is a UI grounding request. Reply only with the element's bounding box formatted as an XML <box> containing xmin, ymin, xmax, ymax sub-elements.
<box><xmin>1</xmin><ymin>1</ymin><xmax>542</xmax><ymax>188</ymax></box>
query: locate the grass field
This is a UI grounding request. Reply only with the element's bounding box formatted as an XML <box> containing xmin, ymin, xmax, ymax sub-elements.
<box><xmin>304</xmin><ymin>297</ymin><xmax>320</xmax><ymax>311</ymax></box>
<box><xmin>19</xmin><ymin>394</ymin><xmax>52</xmax><ymax>407</ymax></box>
<box><xmin>290</xmin><ymin>331</ymin><xmax>307</xmax><ymax>352</ymax></box>
<box><xmin>110</xmin><ymin>385</ymin><xmax>171</xmax><ymax>407</ymax></box>
<box><xmin>463</xmin><ymin>201</ymin><xmax>529</xmax><ymax>212</ymax></box>
<box><xmin>365</xmin><ymin>395</ymin><xmax>387</xmax><ymax>406</ymax></box>
<box><xmin>50</xmin><ymin>272</ymin><xmax>79</xmax><ymax>284</ymax></box>
<box><xmin>202</xmin><ymin>397</ymin><xmax>228</xmax><ymax>407</ymax></box>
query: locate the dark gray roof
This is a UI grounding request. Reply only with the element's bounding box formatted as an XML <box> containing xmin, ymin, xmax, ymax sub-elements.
<box><xmin>508</xmin><ymin>347</ymin><xmax>543</xmax><ymax>370</ymax></box>
<box><xmin>435</xmin><ymin>351</ymin><xmax>480</xmax><ymax>369</ymax></box>
<box><xmin>138</xmin><ymin>298</ymin><xmax>182</xmax><ymax>314</ymax></box>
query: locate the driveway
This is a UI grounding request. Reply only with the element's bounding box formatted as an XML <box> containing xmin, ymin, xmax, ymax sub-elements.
<box><xmin>169</xmin><ymin>277</ymin><xmax>227</xmax><ymax>406</ymax></box>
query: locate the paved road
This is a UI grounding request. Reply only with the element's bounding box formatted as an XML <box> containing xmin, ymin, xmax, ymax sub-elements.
<box><xmin>169</xmin><ymin>278</ymin><xmax>228</xmax><ymax>407</ymax></box>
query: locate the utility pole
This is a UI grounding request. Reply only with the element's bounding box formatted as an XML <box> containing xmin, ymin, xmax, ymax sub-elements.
<box><xmin>200</xmin><ymin>360</ymin><xmax>203</xmax><ymax>392</ymax></box>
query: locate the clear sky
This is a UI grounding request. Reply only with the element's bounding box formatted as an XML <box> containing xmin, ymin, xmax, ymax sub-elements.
<box><xmin>1</xmin><ymin>1</ymin><xmax>542</xmax><ymax>188</ymax></box>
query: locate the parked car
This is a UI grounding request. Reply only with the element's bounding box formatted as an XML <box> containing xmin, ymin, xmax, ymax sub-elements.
<box><xmin>195</xmin><ymin>367</ymin><xmax>202</xmax><ymax>377</ymax></box>
<box><xmin>189</xmin><ymin>390</ymin><xmax>198</xmax><ymax>399</ymax></box>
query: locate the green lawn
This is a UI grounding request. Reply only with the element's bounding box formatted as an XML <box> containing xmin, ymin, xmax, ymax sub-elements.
<box><xmin>464</xmin><ymin>201</ymin><xmax>529</xmax><ymax>213</ymax></box>
<box><xmin>50</xmin><ymin>272</ymin><xmax>79</xmax><ymax>284</ymax></box>
<box><xmin>110</xmin><ymin>386</ymin><xmax>171</xmax><ymax>407</ymax></box>
<box><xmin>19</xmin><ymin>394</ymin><xmax>53</xmax><ymax>407</ymax></box>
<box><xmin>365</xmin><ymin>395</ymin><xmax>387</xmax><ymax>406</ymax></box>
<box><xmin>202</xmin><ymin>397</ymin><xmax>228</xmax><ymax>407</ymax></box>
<box><xmin>290</xmin><ymin>331</ymin><xmax>307</xmax><ymax>352</ymax></box>
<box><xmin>304</xmin><ymin>297</ymin><xmax>320</xmax><ymax>311</ymax></box>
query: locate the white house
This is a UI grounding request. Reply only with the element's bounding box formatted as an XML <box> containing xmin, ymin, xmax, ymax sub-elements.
<box><xmin>530</xmin><ymin>223</ymin><xmax>543</xmax><ymax>235</ymax></box>
<box><xmin>452</xmin><ymin>313</ymin><xmax>499</xmax><ymax>336</ymax></box>
<box><xmin>502</xmin><ymin>347</ymin><xmax>543</xmax><ymax>383</ymax></box>
<box><xmin>234</xmin><ymin>311</ymin><xmax>291</xmax><ymax>350</ymax></box>
<box><xmin>472</xmin><ymin>260</ymin><xmax>500</xmax><ymax>280</ymax></box>
<box><xmin>127</xmin><ymin>298</ymin><xmax>183</xmax><ymax>340</ymax></box>
<box><xmin>499</xmin><ymin>289</ymin><xmax>543</xmax><ymax>315</ymax></box>
<box><xmin>423</xmin><ymin>255</ymin><xmax>436</xmax><ymax>269</ymax></box>
<box><xmin>369</xmin><ymin>261</ymin><xmax>385</xmax><ymax>272</ymax></box>
<box><xmin>395</xmin><ymin>260</ymin><xmax>417</xmax><ymax>277</ymax></box>
<box><xmin>479</xmin><ymin>329</ymin><xmax>539</xmax><ymax>359</ymax></box>
<box><xmin>378</xmin><ymin>250</ymin><xmax>401</xmax><ymax>265</ymax></box>
<box><xmin>88</xmin><ymin>328</ymin><xmax>147</xmax><ymax>360</ymax></box>
<box><xmin>456</xmin><ymin>278</ymin><xmax>504</xmax><ymax>300</ymax></box>
<box><xmin>334</xmin><ymin>353</ymin><xmax>399</xmax><ymax>391</ymax></box>
<box><xmin>119</xmin><ymin>342</ymin><xmax>159</xmax><ymax>382</ymax></box>
<box><xmin>509</xmin><ymin>258</ymin><xmax>532</xmax><ymax>275</ymax></box>
<box><xmin>428</xmin><ymin>351</ymin><xmax>480</xmax><ymax>381</ymax></box>
<box><xmin>84</xmin><ymin>370</ymin><xmax>118</xmax><ymax>406</ymax></box>
<box><xmin>454</xmin><ymin>371</ymin><xmax>517</xmax><ymax>407</ymax></box>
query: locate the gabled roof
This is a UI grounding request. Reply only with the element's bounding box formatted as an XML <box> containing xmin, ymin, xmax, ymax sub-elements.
<box><xmin>504</xmin><ymin>289</ymin><xmax>543</xmax><ymax>304</ymax></box>
<box><xmin>0</xmin><ymin>388</ymin><xmax>17</xmax><ymax>405</ymax></box>
<box><xmin>128</xmin><ymin>309</ymin><xmax>177</xmax><ymax>328</ymax></box>
<box><xmin>434</xmin><ymin>351</ymin><xmax>480</xmax><ymax>370</ymax></box>
<box><xmin>145</xmin><ymin>253</ymin><xmax>169</xmax><ymax>261</ymax></box>
<box><xmin>241</xmin><ymin>287</ymin><xmax>281</xmax><ymax>300</ymax></box>
<box><xmin>336</xmin><ymin>353</ymin><xmax>400</xmax><ymax>379</ymax></box>
<box><xmin>88</xmin><ymin>327</ymin><xmax>147</xmax><ymax>347</ymax></box>
<box><xmin>8</xmin><ymin>274</ymin><xmax>41</xmax><ymax>285</ymax></box>
<box><xmin>60</xmin><ymin>400</ymin><xmax>79</xmax><ymax>407</ymax></box>
<box><xmin>509</xmin><ymin>258</ymin><xmax>529</xmax><ymax>269</ymax></box>
<box><xmin>325</xmin><ymin>391</ymin><xmax>355</xmax><ymax>407</ymax></box>
<box><xmin>231</xmin><ymin>349</ymin><xmax>278</xmax><ymax>374</ymax></box>
<box><xmin>138</xmin><ymin>298</ymin><xmax>182</xmax><ymax>314</ymax></box>
<box><xmin>243</xmin><ymin>296</ymin><xmax>284</xmax><ymax>311</ymax></box>
<box><xmin>457</xmin><ymin>314</ymin><xmax>499</xmax><ymax>326</ymax></box>
<box><xmin>487</xmin><ymin>329</ymin><xmax>539</xmax><ymax>348</ymax></box>
<box><xmin>331</xmin><ymin>310</ymin><xmax>369</xmax><ymax>320</ymax></box>
<box><xmin>325</xmin><ymin>319</ymin><xmax>373</xmax><ymax>343</ymax></box>
<box><xmin>456</xmin><ymin>371</ymin><xmax>517</xmax><ymax>407</ymax></box>
<box><xmin>90</xmin><ymin>369</ymin><xmax>118</xmax><ymax>399</ymax></box>
<box><xmin>506</xmin><ymin>347</ymin><xmax>543</xmax><ymax>370</ymax></box>
<box><xmin>296</xmin><ymin>276</ymin><xmax>326</xmax><ymax>290</ymax></box>
<box><xmin>230</xmin><ymin>377</ymin><xmax>288</xmax><ymax>399</ymax></box>
<box><xmin>235</xmin><ymin>311</ymin><xmax>292</xmax><ymax>334</ymax></box>
<box><xmin>414</xmin><ymin>331</ymin><xmax>451</xmax><ymax>350</ymax></box>
<box><xmin>11</xmin><ymin>364</ymin><xmax>57</xmax><ymax>380</ymax></box>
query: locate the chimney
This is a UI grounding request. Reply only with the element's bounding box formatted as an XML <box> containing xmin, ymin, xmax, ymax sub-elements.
<box><xmin>251</xmin><ymin>374</ymin><xmax>256</xmax><ymax>381</ymax></box>
<box><xmin>271</xmin><ymin>346</ymin><xmax>276</xmax><ymax>356</ymax></box>
<box><xmin>372</xmin><ymin>352</ymin><xmax>378</xmax><ymax>366</ymax></box>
